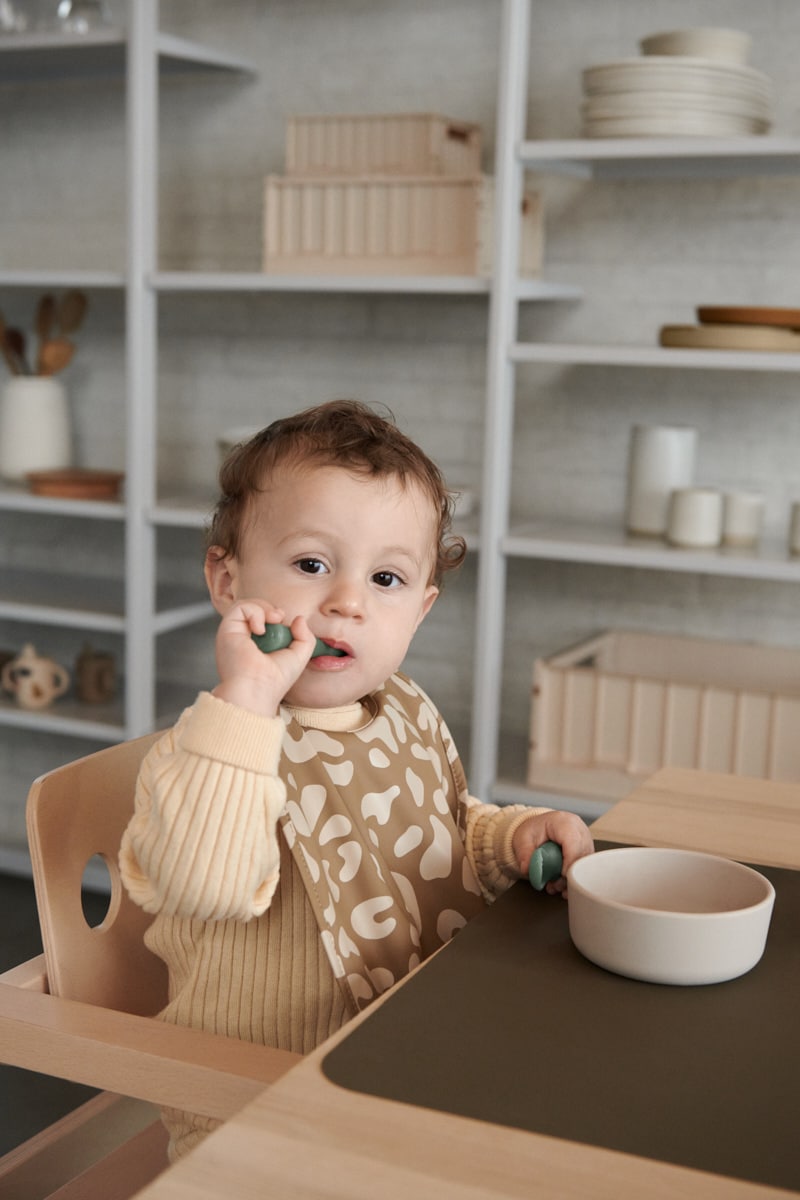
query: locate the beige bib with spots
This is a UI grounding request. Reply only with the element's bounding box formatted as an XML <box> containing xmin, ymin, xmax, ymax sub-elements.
<box><xmin>279</xmin><ymin>673</ymin><xmax>486</xmax><ymax>1014</ymax></box>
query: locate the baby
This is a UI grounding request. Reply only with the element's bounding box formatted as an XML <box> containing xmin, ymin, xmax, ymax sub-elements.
<box><xmin>120</xmin><ymin>398</ymin><xmax>593</xmax><ymax>1159</ymax></box>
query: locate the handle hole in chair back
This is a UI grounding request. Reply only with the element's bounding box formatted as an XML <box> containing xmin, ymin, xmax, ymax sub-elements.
<box><xmin>81</xmin><ymin>852</ymin><xmax>118</xmax><ymax>929</ymax></box>
<box><xmin>26</xmin><ymin>732</ymin><xmax>168</xmax><ymax>1016</ymax></box>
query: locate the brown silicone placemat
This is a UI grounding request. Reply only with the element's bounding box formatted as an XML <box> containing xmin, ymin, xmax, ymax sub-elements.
<box><xmin>322</xmin><ymin>848</ymin><xmax>799</xmax><ymax>1191</ymax></box>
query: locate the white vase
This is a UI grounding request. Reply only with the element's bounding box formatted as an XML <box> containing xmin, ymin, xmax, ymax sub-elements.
<box><xmin>625</xmin><ymin>424</ymin><xmax>697</xmax><ymax>536</ymax></box>
<box><xmin>0</xmin><ymin>377</ymin><xmax>72</xmax><ymax>481</ymax></box>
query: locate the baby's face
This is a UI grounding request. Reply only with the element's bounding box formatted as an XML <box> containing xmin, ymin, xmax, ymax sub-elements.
<box><xmin>223</xmin><ymin>464</ymin><xmax>439</xmax><ymax>708</ymax></box>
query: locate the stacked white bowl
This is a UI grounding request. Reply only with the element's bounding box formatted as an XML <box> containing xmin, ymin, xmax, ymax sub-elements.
<box><xmin>582</xmin><ymin>28</ymin><xmax>774</xmax><ymax>138</ymax></box>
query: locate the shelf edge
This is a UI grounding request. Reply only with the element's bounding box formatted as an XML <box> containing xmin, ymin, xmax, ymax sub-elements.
<box><xmin>511</xmin><ymin>341</ymin><xmax>800</xmax><ymax>372</ymax></box>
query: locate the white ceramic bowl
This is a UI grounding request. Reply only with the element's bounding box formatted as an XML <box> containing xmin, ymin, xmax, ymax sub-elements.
<box><xmin>567</xmin><ymin>847</ymin><xmax>774</xmax><ymax>986</ymax></box>
<box><xmin>639</xmin><ymin>28</ymin><xmax>752</xmax><ymax>65</ymax></box>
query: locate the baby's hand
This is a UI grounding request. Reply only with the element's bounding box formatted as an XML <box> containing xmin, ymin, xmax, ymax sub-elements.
<box><xmin>212</xmin><ymin>601</ymin><xmax>315</xmax><ymax>716</ymax></box>
<box><xmin>512</xmin><ymin>810</ymin><xmax>594</xmax><ymax>898</ymax></box>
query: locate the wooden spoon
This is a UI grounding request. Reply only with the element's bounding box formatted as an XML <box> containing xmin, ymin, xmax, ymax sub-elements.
<box><xmin>57</xmin><ymin>290</ymin><xmax>88</xmax><ymax>335</ymax></box>
<box><xmin>38</xmin><ymin>337</ymin><xmax>75</xmax><ymax>376</ymax></box>
<box><xmin>36</xmin><ymin>293</ymin><xmax>56</xmax><ymax>338</ymax></box>
<box><xmin>0</xmin><ymin>314</ymin><xmax>15</xmax><ymax>374</ymax></box>
<box><xmin>5</xmin><ymin>327</ymin><xmax>30</xmax><ymax>374</ymax></box>
<box><xmin>35</xmin><ymin>294</ymin><xmax>57</xmax><ymax>373</ymax></box>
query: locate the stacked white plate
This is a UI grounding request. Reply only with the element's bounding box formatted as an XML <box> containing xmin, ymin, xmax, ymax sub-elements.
<box><xmin>582</xmin><ymin>29</ymin><xmax>774</xmax><ymax>138</ymax></box>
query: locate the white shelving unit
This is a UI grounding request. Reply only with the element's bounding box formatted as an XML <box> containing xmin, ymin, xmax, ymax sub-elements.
<box><xmin>470</xmin><ymin>0</ymin><xmax>800</xmax><ymax>809</ymax></box>
<box><xmin>7</xmin><ymin>0</ymin><xmax>800</xmax><ymax>857</ymax></box>
<box><xmin>511</xmin><ymin>342</ymin><xmax>800</xmax><ymax>372</ymax></box>
<box><xmin>518</xmin><ymin>136</ymin><xmax>800</xmax><ymax>178</ymax></box>
<box><xmin>0</xmin><ymin>0</ymin><xmax>580</xmax><ymax>851</ymax></box>
<box><xmin>0</xmin><ymin>7</ymin><xmax>257</xmax><ymax>755</ymax></box>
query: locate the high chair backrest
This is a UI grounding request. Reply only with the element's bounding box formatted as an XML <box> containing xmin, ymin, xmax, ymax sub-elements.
<box><xmin>26</xmin><ymin>732</ymin><xmax>168</xmax><ymax>1016</ymax></box>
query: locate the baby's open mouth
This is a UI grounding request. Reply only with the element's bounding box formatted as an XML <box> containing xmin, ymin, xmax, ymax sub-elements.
<box><xmin>317</xmin><ymin>641</ymin><xmax>347</xmax><ymax>658</ymax></box>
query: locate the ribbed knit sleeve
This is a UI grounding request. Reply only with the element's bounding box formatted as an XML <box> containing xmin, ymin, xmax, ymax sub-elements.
<box><xmin>463</xmin><ymin>797</ymin><xmax>552</xmax><ymax>901</ymax></box>
<box><xmin>119</xmin><ymin>692</ymin><xmax>287</xmax><ymax>922</ymax></box>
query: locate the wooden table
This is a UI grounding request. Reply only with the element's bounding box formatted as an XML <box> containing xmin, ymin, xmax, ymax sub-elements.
<box><xmin>135</xmin><ymin>768</ymin><xmax>800</xmax><ymax>1200</ymax></box>
<box><xmin>590</xmin><ymin>765</ymin><xmax>800</xmax><ymax>869</ymax></box>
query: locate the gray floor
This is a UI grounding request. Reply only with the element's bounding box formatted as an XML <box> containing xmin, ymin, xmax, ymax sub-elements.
<box><xmin>0</xmin><ymin>873</ymin><xmax>106</xmax><ymax>1157</ymax></box>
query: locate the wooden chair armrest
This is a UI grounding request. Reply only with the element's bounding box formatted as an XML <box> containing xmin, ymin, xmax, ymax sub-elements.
<box><xmin>0</xmin><ymin>981</ymin><xmax>301</xmax><ymax>1121</ymax></box>
<box><xmin>0</xmin><ymin>953</ymin><xmax>48</xmax><ymax>991</ymax></box>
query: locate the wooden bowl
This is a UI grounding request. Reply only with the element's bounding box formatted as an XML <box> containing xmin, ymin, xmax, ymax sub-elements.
<box><xmin>26</xmin><ymin>468</ymin><xmax>124</xmax><ymax>500</ymax></box>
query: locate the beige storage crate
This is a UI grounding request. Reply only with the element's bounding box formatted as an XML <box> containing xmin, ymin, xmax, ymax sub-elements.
<box><xmin>529</xmin><ymin>630</ymin><xmax>800</xmax><ymax>794</ymax></box>
<box><xmin>263</xmin><ymin>174</ymin><xmax>542</xmax><ymax>277</ymax></box>
<box><xmin>286</xmin><ymin>113</ymin><xmax>481</xmax><ymax>178</ymax></box>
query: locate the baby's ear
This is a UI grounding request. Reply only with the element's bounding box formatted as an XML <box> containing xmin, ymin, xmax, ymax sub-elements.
<box><xmin>416</xmin><ymin>584</ymin><xmax>439</xmax><ymax>629</ymax></box>
<box><xmin>204</xmin><ymin>547</ymin><xmax>237</xmax><ymax>613</ymax></box>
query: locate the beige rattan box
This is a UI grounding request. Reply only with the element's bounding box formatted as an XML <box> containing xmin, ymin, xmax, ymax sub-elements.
<box><xmin>285</xmin><ymin>113</ymin><xmax>481</xmax><ymax>178</ymax></box>
<box><xmin>529</xmin><ymin>630</ymin><xmax>800</xmax><ymax>796</ymax></box>
<box><xmin>263</xmin><ymin>174</ymin><xmax>542</xmax><ymax>276</ymax></box>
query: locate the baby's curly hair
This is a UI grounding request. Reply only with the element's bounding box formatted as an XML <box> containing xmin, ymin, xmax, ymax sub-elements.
<box><xmin>207</xmin><ymin>399</ymin><xmax>466</xmax><ymax>587</ymax></box>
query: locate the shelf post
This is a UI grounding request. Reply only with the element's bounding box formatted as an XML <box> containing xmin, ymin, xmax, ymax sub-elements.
<box><xmin>125</xmin><ymin>0</ymin><xmax>159</xmax><ymax>735</ymax></box>
<box><xmin>470</xmin><ymin>0</ymin><xmax>530</xmax><ymax>800</ymax></box>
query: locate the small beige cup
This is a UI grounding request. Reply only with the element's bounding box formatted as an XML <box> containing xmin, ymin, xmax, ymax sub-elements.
<box><xmin>667</xmin><ymin>487</ymin><xmax>723</xmax><ymax>548</ymax></box>
<box><xmin>722</xmin><ymin>491</ymin><xmax>765</xmax><ymax>548</ymax></box>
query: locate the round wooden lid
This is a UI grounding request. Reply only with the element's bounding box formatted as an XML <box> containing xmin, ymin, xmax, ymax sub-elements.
<box><xmin>660</xmin><ymin>323</ymin><xmax>800</xmax><ymax>351</ymax></box>
<box><xmin>697</xmin><ymin>305</ymin><xmax>800</xmax><ymax>329</ymax></box>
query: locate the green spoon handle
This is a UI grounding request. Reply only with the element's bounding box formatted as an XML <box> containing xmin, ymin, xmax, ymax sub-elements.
<box><xmin>251</xmin><ymin>624</ymin><xmax>345</xmax><ymax>658</ymax></box>
<box><xmin>528</xmin><ymin>840</ymin><xmax>563</xmax><ymax>891</ymax></box>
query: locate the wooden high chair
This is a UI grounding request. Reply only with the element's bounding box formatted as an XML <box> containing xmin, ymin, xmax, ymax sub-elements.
<box><xmin>0</xmin><ymin>733</ymin><xmax>301</xmax><ymax>1198</ymax></box>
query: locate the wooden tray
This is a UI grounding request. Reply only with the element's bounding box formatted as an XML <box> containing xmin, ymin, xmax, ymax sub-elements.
<box><xmin>26</xmin><ymin>468</ymin><xmax>124</xmax><ymax>500</ymax></box>
<box><xmin>660</xmin><ymin>323</ymin><xmax>800</xmax><ymax>351</ymax></box>
<box><xmin>697</xmin><ymin>305</ymin><xmax>800</xmax><ymax>329</ymax></box>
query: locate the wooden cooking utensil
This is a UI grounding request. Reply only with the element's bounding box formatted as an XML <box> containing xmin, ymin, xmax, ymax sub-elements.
<box><xmin>4</xmin><ymin>327</ymin><xmax>30</xmax><ymax>374</ymax></box>
<box><xmin>38</xmin><ymin>337</ymin><xmax>75</xmax><ymax>375</ymax></box>
<box><xmin>57</xmin><ymin>289</ymin><xmax>88</xmax><ymax>335</ymax></box>
<box><xmin>0</xmin><ymin>314</ymin><xmax>20</xmax><ymax>375</ymax></box>
<box><xmin>36</xmin><ymin>293</ymin><xmax>56</xmax><ymax>341</ymax></box>
<box><xmin>35</xmin><ymin>293</ymin><xmax>57</xmax><ymax>373</ymax></box>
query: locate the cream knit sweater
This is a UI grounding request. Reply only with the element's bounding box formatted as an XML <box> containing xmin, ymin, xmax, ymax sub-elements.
<box><xmin>120</xmin><ymin>687</ymin><xmax>547</xmax><ymax>1159</ymax></box>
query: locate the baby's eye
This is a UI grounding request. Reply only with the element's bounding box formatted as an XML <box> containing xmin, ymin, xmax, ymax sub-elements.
<box><xmin>372</xmin><ymin>570</ymin><xmax>403</xmax><ymax>589</ymax></box>
<box><xmin>296</xmin><ymin>558</ymin><xmax>328</xmax><ymax>575</ymax></box>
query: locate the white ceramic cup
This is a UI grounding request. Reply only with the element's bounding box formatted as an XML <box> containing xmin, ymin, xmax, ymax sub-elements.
<box><xmin>667</xmin><ymin>487</ymin><xmax>723</xmax><ymax>548</ymax></box>
<box><xmin>788</xmin><ymin>502</ymin><xmax>800</xmax><ymax>556</ymax></box>
<box><xmin>625</xmin><ymin>424</ymin><xmax>697</xmax><ymax>536</ymax></box>
<box><xmin>722</xmin><ymin>491</ymin><xmax>765</xmax><ymax>548</ymax></box>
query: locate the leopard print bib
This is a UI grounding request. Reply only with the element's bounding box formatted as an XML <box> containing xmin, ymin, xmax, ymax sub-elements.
<box><xmin>279</xmin><ymin>673</ymin><xmax>485</xmax><ymax>1013</ymax></box>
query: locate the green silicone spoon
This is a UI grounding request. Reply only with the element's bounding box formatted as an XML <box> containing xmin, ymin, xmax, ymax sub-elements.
<box><xmin>251</xmin><ymin>623</ymin><xmax>346</xmax><ymax>658</ymax></box>
<box><xmin>528</xmin><ymin>840</ymin><xmax>563</xmax><ymax>891</ymax></box>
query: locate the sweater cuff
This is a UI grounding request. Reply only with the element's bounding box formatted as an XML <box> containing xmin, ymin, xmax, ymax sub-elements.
<box><xmin>496</xmin><ymin>806</ymin><xmax>552</xmax><ymax>880</ymax></box>
<box><xmin>179</xmin><ymin>691</ymin><xmax>285</xmax><ymax>775</ymax></box>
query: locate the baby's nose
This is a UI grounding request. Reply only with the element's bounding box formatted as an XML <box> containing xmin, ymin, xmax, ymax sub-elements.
<box><xmin>322</xmin><ymin>579</ymin><xmax>364</xmax><ymax>618</ymax></box>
